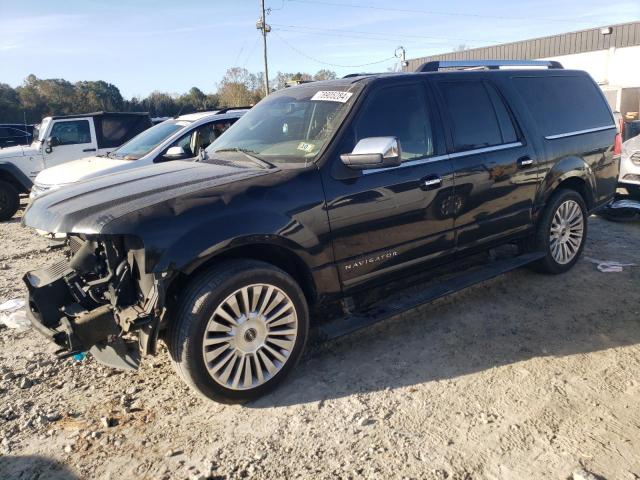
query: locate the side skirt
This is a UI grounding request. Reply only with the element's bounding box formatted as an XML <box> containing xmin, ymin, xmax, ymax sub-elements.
<box><xmin>313</xmin><ymin>250</ymin><xmax>544</xmax><ymax>341</ymax></box>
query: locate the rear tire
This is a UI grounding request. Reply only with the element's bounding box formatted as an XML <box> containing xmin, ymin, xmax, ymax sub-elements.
<box><xmin>530</xmin><ymin>189</ymin><xmax>588</xmax><ymax>274</ymax></box>
<box><xmin>167</xmin><ymin>259</ymin><xmax>309</xmax><ymax>404</ymax></box>
<box><xmin>0</xmin><ymin>181</ymin><xmax>19</xmax><ymax>221</ymax></box>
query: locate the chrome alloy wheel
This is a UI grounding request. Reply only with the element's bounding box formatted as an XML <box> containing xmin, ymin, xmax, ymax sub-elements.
<box><xmin>202</xmin><ymin>284</ymin><xmax>298</xmax><ymax>390</ymax></box>
<box><xmin>549</xmin><ymin>199</ymin><xmax>584</xmax><ymax>265</ymax></box>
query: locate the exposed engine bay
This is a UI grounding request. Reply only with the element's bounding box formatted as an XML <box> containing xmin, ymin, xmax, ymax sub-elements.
<box><xmin>23</xmin><ymin>235</ymin><xmax>164</xmax><ymax>370</ymax></box>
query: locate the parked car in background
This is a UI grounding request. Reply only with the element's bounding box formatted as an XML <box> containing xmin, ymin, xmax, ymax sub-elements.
<box><xmin>0</xmin><ymin>124</ymin><xmax>34</xmax><ymax>149</ymax></box>
<box><xmin>619</xmin><ymin>133</ymin><xmax>640</xmax><ymax>196</ymax></box>
<box><xmin>22</xmin><ymin>61</ymin><xmax>619</xmax><ymax>403</ymax></box>
<box><xmin>0</xmin><ymin>111</ymin><xmax>151</xmax><ymax>220</ymax></box>
<box><xmin>29</xmin><ymin>109</ymin><xmax>247</xmax><ymax>200</ymax></box>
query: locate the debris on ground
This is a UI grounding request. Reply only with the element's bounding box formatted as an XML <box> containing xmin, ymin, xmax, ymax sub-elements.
<box><xmin>0</xmin><ymin>298</ymin><xmax>29</xmax><ymax>329</ymax></box>
<box><xmin>584</xmin><ymin>257</ymin><xmax>637</xmax><ymax>273</ymax></box>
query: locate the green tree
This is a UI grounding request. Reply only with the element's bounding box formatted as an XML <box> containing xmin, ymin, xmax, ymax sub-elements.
<box><xmin>217</xmin><ymin>68</ymin><xmax>261</xmax><ymax>107</ymax></box>
<box><xmin>313</xmin><ymin>69</ymin><xmax>337</xmax><ymax>81</ymax></box>
<box><xmin>74</xmin><ymin>80</ymin><xmax>124</xmax><ymax>112</ymax></box>
<box><xmin>0</xmin><ymin>83</ymin><xmax>23</xmax><ymax>123</ymax></box>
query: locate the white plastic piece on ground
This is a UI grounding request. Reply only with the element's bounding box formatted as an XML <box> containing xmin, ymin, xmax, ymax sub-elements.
<box><xmin>584</xmin><ymin>257</ymin><xmax>637</xmax><ymax>273</ymax></box>
<box><xmin>1</xmin><ymin>310</ymin><xmax>30</xmax><ymax>329</ymax></box>
<box><xmin>0</xmin><ymin>298</ymin><xmax>30</xmax><ymax>329</ymax></box>
<box><xmin>0</xmin><ymin>298</ymin><xmax>24</xmax><ymax>312</ymax></box>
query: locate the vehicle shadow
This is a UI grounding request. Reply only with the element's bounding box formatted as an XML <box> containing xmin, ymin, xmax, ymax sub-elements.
<box><xmin>0</xmin><ymin>455</ymin><xmax>80</xmax><ymax>480</ymax></box>
<box><xmin>249</xmin><ymin>219</ymin><xmax>640</xmax><ymax>408</ymax></box>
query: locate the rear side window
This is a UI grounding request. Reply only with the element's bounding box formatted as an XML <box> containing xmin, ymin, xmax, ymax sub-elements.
<box><xmin>513</xmin><ymin>75</ymin><xmax>613</xmax><ymax>138</ymax></box>
<box><xmin>439</xmin><ymin>81</ymin><xmax>517</xmax><ymax>151</ymax></box>
<box><xmin>354</xmin><ymin>83</ymin><xmax>434</xmax><ymax>161</ymax></box>
<box><xmin>95</xmin><ymin>116</ymin><xmax>150</xmax><ymax>149</ymax></box>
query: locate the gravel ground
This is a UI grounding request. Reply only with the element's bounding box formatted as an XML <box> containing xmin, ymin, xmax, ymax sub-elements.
<box><xmin>0</xmin><ymin>198</ymin><xmax>639</xmax><ymax>480</ymax></box>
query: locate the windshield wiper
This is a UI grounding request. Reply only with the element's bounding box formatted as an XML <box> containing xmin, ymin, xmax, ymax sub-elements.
<box><xmin>211</xmin><ymin>148</ymin><xmax>273</xmax><ymax>168</ymax></box>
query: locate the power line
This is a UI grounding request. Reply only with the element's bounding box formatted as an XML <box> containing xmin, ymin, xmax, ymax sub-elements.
<box><xmin>272</xmin><ymin>30</ymin><xmax>396</xmax><ymax>68</ymax></box>
<box><xmin>241</xmin><ymin>37</ymin><xmax>260</xmax><ymax>69</ymax></box>
<box><xmin>285</xmin><ymin>0</ymin><xmax>580</xmax><ymax>23</ymax></box>
<box><xmin>270</xmin><ymin>23</ymin><xmax>504</xmax><ymax>44</ymax></box>
<box><xmin>274</xmin><ymin>26</ymin><xmax>434</xmax><ymax>44</ymax></box>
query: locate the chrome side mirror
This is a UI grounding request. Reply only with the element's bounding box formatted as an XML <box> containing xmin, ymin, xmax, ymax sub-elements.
<box><xmin>162</xmin><ymin>146</ymin><xmax>189</xmax><ymax>160</ymax></box>
<box><xmin>340</xmin><ymin>137</ymin><xmax>401</xmax><ymax>170</ymax></box>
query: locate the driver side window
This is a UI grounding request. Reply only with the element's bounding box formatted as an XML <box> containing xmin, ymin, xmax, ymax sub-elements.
<box><xmin>353</xmin><ymin>83</ymin><xmax>434</xmax><ymax>161</ymax></box>
<box><xmin>50</xmin><ymin>120</ymin><xmax>91</xmax><ymax>145</ymax></box>
<box><xmin>168</xmin><ymin>121</ymin><xmax>235</xmax><ymax>159</ymax></box>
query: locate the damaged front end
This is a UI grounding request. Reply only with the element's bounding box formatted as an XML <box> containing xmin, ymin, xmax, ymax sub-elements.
<box><xmin>23</xmin><ymin>235</ymin><xmax>165</xmax><ymax>370</ymax></box>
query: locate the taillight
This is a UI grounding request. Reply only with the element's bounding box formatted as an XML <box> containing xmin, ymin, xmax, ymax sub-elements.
<box><xmin>614</xmin><ymin>132</ymin><xmax>622</xmax><ymax>156</ymax></box>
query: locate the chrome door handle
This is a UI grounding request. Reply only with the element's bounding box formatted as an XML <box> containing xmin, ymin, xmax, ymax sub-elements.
<box><xmin>421</xmin><ymin>175</ymin><xmax>442</xmax><ymax>190</ymax></box>
<box><xmin>517</xmin><ymin>156</ymin><xmax>534</xmax><ymax>168</ymax></box>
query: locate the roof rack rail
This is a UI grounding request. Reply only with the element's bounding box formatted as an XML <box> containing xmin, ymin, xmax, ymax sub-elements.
<box><xmin>417</xmin><ymin>60</ymin><xmax>564</xmax><ymax>72</ymax></box>
<box><xmin>214</xmin><ymin>106</ymin><xmax>253</xmax><ymax>114</ymax></box>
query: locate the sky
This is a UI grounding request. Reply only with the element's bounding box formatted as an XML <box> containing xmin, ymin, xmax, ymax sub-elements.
<box><xmin>0</xmin><ymin>0</ymin><xmax>639</xmax><ymax>99</ymax></box>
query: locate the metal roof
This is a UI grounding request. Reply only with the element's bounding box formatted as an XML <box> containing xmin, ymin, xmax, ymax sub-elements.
<box><xmin>404</xmin><ymin>21</ymin><xmax>640</xmax><ymax>72</ymax></box>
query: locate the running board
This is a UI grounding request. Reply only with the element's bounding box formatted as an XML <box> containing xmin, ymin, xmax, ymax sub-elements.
<box><xmin>314</xmin><ymin>251</ymin><xmax>545</xmax><ymax>341</ymax></box>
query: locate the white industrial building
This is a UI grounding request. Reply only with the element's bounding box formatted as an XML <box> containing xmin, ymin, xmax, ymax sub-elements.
<box><xmin>405</xmin><ymin>21</ymin><xmax>640</xmax><ymax>118</ymax></box>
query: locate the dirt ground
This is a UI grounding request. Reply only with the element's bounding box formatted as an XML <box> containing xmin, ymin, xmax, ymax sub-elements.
<box><xmin>0</xmin><ymin>198</ymin><xmax>639</xmax><ymax>480</ymax></box>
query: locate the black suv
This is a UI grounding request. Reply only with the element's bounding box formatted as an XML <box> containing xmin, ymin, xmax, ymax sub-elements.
<box><xmin>23</xmin><ymin>61</ymin><xmax>620</xmax><ymax>403</ymax></box>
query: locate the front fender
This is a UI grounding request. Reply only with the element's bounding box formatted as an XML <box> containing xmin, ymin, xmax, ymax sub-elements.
<box><xmin>536</xmin><ymin>156</ymin><xmax>595</xmax><ymax>209</ymax></box>
<box><xmin>151</xmin><ymin>208</ymin><xmax>325</xmax><ymax>274</ymax></box>
<box><xmin>0</xmin><ymin>162</ymin><xmax>33</xmax><ymax>192</ymax></box>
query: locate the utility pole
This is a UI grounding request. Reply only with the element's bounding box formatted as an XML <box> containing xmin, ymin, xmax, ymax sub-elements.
<box><xmin>395</xmin><ymin>46</ymin><xmax>409</xmax><ymax>70</ymax></box>
<box><xmin>256</xmin><ymin>0</ymin><xmax>271</xmax><ymax>96</ymax></box>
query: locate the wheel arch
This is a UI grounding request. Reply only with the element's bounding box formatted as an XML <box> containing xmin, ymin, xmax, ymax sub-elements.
<box><xmin>165</xmin><ymin>239</ymin><xmax>318</xmax><ymax>312</ymax></box>
<box><xmin>0</xmin><ymin>162</ymin><xmax>32</xmax><ymax>193</ymax></box>
<box><xmin>536</xmin><ymin>156</ymin><xmax>596</xmax><ymax>215</ymax></box>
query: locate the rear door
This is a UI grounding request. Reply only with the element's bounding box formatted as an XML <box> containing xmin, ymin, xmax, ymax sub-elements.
<box><xmin>43</xmin><ymin>118</ymin><xmax>97</xmax><ymax>168</ymax></box>
<box><xmin>433</xmin><ymin>78</ymin><xmax>539</xmax><ymax>250</ymax></box>
<box><xmin>322</xmin><ymin>79</ymin><xmax>456</xmax><ymax>290</ymax></box>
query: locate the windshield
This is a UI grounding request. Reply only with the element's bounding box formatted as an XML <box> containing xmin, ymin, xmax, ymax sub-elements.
<box><xmin>206</xmin><ymin>85</ymin><xmax>359</xmax><ymax>165</ymax></box>
<box><xmin>37</xmin><ymin>118</ymin><xmax>51</xmax><ymax>142</ymax></box>
<box><xmin>110</xmin><ymin>120</ymin><xmax>189</xmax><ymax>160</ymax></box>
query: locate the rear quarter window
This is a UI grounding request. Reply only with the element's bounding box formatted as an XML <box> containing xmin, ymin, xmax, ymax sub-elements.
<box><xmin>513</xmin><ymin>75</ymin><xmax>613</xmax><ymax>138</ymax></box>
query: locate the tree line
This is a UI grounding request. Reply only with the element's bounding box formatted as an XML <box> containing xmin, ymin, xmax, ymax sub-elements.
<box><xmin>0</xmin><ymin>68</ymin><xmax>337</xmax><ymax>124</ymax></box>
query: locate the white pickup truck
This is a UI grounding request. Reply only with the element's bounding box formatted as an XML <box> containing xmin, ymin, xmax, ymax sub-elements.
<box><xmin>0</xmin><ymin>111</ymin><xmax>150</xmax><ymax>220</ymax></box>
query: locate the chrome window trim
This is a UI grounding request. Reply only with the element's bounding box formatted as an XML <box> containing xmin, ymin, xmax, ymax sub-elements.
<box><xmin>362</xmin><ymin>154</ymin><xmax>449</xmax><ymax>175</ymax></box>
<box><xmin>361</xmin><ymin>142</ymin><xmax>524</xmax><ymax>175</ymax></box>
<box><xmin>544</xmin><ymin>125</ymin><xmax>616</xmax><ymax>140</ymax></box>
<box><xmin>447</xmin><ymin>142</ymin><xmax>523</xmax><ymax>159</ymax></box>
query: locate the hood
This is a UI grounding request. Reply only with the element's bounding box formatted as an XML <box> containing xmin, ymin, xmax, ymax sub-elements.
<box><xmin>622</xmin><ymin>134</ymin><xmax>640</xmax><ymax>159</ymax></box>
<box><xmin>23</xmin><ymin>159</ymin><xmax>273</xmax><ymax>234</ymax></box>
<box><xmin>34</xmin><ymin>156</ymin><xmax>131</xmax><ymax>187</ymax></box>
<box><xmin>0</xmin><ymin>144</ymin><xmax>38</xmax><ymax>159</ymax></box>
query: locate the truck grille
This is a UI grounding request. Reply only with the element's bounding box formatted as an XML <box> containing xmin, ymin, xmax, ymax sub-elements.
<box><xmin>68</xmin><ymin>236</ymin><xmax>84</xmax><ymax>255</ymax></box>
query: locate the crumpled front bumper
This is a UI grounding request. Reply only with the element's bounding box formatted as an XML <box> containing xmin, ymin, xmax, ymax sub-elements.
<box><xmin>23</xmin><ymin>260</ymin><xmax>141</xmax><ymax>370</ymax></box>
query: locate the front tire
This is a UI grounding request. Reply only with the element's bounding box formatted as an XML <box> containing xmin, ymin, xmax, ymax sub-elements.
<box><xmin>531</xmin><ymin>189</ymin><xmax>588</xmax><ymax>274</ymax></box>
<box><xmin>0</xmin><ymin>181</ymin><xmax>19</xmax><ymax>221</ymax></box>
<box><xmin>168</xmin><ymin>259</ymin><xmax>309</xmax><ymax>403</ymax></box>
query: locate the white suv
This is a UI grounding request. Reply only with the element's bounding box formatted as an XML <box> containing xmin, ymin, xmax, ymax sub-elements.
<box><xmin>620</xmin><ymin>134</ymin><xmax>640</xmax><ymax>196</ymax></box>
<box><xmin>0</xmin><ymin>112</ymin><xmax>150</xmax><ymax>220</ymax></box>
<box><xmin>30</xmin><ymin>109</ymin><xmax>248</xmax><ymax>200</ymax></box>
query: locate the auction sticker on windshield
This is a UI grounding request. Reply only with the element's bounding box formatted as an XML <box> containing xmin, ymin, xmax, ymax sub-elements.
<box><xmin>311</xmin><ymin>91</ymin><xmax>353</xmax><ymax>103</ymax></box>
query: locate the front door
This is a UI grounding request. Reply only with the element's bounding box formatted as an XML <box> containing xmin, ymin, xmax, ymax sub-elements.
<box><xmin>43</xmin><ymin>118</ymin><xmax>97</xmax><ymax>169</ymax></box>
<box><xmin>433</xmin><ymin>78</ymin><xmax>539</xmax><ymax>249</ymax></box>
<box><xmin>322</xmin><ymin>80</ymin><xmax>456</xmax><ymax>291</ymax></box>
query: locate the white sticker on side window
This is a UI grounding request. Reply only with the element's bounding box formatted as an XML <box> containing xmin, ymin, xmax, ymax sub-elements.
<box><xmin>310</xmin><ymin>91</ymin><xmax>353</xmax><ymax>103</ymax></box>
